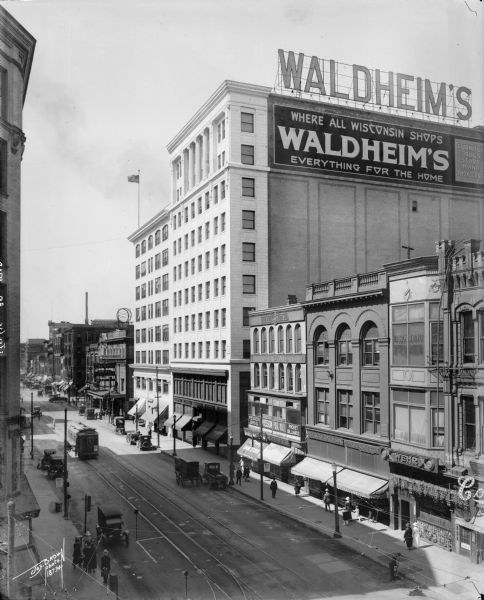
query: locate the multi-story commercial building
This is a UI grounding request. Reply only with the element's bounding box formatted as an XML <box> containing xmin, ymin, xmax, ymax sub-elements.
<box><xmin>0</xmin><ymin>6</ymin><xmax>36</xmax><ymax>526</ymax></box>
<box><xmin>128</xmin><ymin>208</ymin><xmax>172</xmax><ymax>429</ymax></box>
<box><xmin>245</xmin><ymin>298</ymin><xmax>306</xmax><ymax>481</ymax></box>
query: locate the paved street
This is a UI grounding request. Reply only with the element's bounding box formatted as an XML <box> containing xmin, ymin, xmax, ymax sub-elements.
<box><xmin>21</xmin><ymin>389</ymin><xmax>418</xmax><ymax>599</ymax></box>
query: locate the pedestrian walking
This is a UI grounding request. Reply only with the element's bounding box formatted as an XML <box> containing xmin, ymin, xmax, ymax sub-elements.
<box><xmin>270</xmin><ymin>476</ymin><xmax>278</xmax><ymax>498</ymax></box>
<box><xmin>342</xmin><ymin>496</ymin><xmax>352</xmax><ymax>525</ymax></box>
<box><xmin>404</xmin><ymin>522</ymin><xmax>413</xmax><ymax>550</ymax></box>
<box><xmin>243</xmin><ymin>465</ymin><xmax>250</xmax><ymax>481</ymax></box>
<box><xmin>323</xmin><ymin>488</ymin><xmax>331</xmax><ymax>511</ymax></box>
<box><xmin>235</xmin><ymin>467</ymin><xmax>242</xmax><ymax>485</ymax></box>
<box><xmin>388</xmin><ymin>554</ymin><xmax>398</xmax><ymax>581</ymax></box>
<box><xmin>412</xmin><ymin>522</ymin><xmax>420</xmax><ymax>548</ymax></box>
<box><xmin>100</xmin><ymin>549</ymin><xmax>111</xmax><ymax>585</ymax></box>
<box><xmin>72</xmin><ymin>537</ymin><xmax>83</xmax><ymax>569</ymax></box>
<box><xmin>294</xmin><ymin>479</ymin><xmax>302</xmax><ymax>496</ymax></box>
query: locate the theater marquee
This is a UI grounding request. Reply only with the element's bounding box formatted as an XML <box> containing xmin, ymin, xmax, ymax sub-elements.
<box><xmin>272</xmin><ymin>104</ymin><xmax>484</xmax><ymax>190</ymax></box>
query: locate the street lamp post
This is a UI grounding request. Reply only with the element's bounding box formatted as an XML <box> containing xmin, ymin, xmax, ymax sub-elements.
<box><xmin>172</xmin><ymin>415</ymin><xmax>181</xmax><ymax>457</ymax></box>
<box><xmin>156</xmin><ymin>366</ymin><xmax>160</xmax><ymax>448</ymax></box>
<box><xmin>228</xmin><ymin>435</ymin><xmax>234</xmax><ymax>485</ymax></box>
<box><xmin>30</xmin><ymin>391</ymin><xmax>34</xmax><ymax>459</ymax></box>
<box><xmin>63</xmin><ymin>408</ymin><xmax>69</xmax><ymax>519</ymax></box>
<box><xmin>332</xmin><ymin>462</ymin><xmax>341</xmax><ymax>538</ymax></box>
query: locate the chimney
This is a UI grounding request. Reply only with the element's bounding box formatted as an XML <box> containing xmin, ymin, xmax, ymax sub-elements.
<box><xmin>85</xmin><ymin>292</ymin><xmax>89</xmax><ymax>325</ymax></box>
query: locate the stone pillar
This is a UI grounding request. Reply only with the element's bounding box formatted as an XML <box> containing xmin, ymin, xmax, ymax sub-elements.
<box><xmin>203</xmin><ymin>128</ymin><xmax>210</xmax><ymax>178</ymax></box>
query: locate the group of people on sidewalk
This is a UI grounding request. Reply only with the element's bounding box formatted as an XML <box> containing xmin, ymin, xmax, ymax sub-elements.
<box><xmin>72</xmin><ymin>534</ymin><xmax>111</xmax><ymax>584</ymax></box>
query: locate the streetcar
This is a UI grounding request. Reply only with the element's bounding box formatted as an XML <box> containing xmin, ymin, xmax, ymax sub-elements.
<box><xmin>67</xmin><ymin>422</ymin><xmax>99</xmax><ymax>459</ymax></box>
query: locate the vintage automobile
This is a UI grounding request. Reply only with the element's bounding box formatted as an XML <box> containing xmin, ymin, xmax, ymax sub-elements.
<box><xmin>174</xmin><ymin>458</ymin><xmax>201</xmax><ymax>486</ymax></box>
<box><xmin>126</xmin><ymin>430</ymin><xmax>141</xmax><ymax>445</ymax></box>
<box><xmin>78</xmin><ymin>405</ymin><xmax>86</xmax><ymax>416</ymax></box>
<box><xmin>137</xmin><ymin>434</ymin><xmax>154</xmax><ymax>451</ymax></box>
<box><xmin>48</xmin><ymin>395</ymin><xmax>68</xmax><ymax>403</ymax></box>
<box><xmin>96</xmin><ymin>506</ymin><xmax>129</xmax><ymax>546</ymax></box>
<box><xmin>47</xmin><ymin>457</ymin><xmax>65</xmax><ymax>480</ymax></box>
<box><xmin>32</xmin><ymin>406</ymin><xmax>42</xmax><ymax>418</ymax></box>
<box><xmin>202</xmin><ymin>462</ymin><xmax>228</xmax><ymax>490</ymax></box>
<box><xmin>86</xmin><ymin>408</ymin><xmax>96</xmax><ymax>420</ymax></box>
<box><xmin>114</xmin><ymin>416</ymin><xmax>126</xmax><ymax>435</ymax></box>
<box><xmin>37</xmin><ymin>449</ymin><xmax>57</xmax><ymax>471</ymax></box>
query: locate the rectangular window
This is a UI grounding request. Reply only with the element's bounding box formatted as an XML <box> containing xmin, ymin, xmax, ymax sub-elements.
<box><xmin>392</xmin><ymin>303</ymin><xmax>425</xmax><ymax>366</ymax></box>
<box><xmin>213</xmin><ymin>216</ymin><xmax>218</xmax><ymax>235</ymax></box>
<box><xmin>241</xmin><ymin>112</ymin><xmax>254</xmax><ymax>133</ymax></box>
<box><xmin>198</xmin><ymin>197</ymin><xmax>202</xmax><ymax>213</ymax></box>
<box><xmin>242</xmin><ymin>210</ymin><xmax>255</xmax><ymax>229</ymax></box>
<box><xmin>462</xmin><ymin>312</ymin><xmax>475</xmax><ymax>363</ymax></box>
<box><xmin>393</xmin><ymin>401</ymin><xmax>426</xmax><ymax>446</ymax></box>
<box><xmin>206</xmin><ymin>341</ymin><xmax>210</xmax><ymax>358</ymax></box>
<box><xmin>243</xmin><ymin>339</ymin><xmax>251</xmax><ymax>359</ymax></box>
<box><xmin>241</xmin><ymin>144</ymin><xmax>254</xmax><ymax>165</ymax></box>
<box><xmin>221</xmin><ymin>213</ymin><xmax>226</xmax><ymax>232</ymax></box>
<box><xmin>243</xmin><ymin>307</ymin><xmax>254</xmax><ymax>327</ymax></box>
<box><xmin>221</xmin><ymin>276</ymin><xmax>226</xmax><ymax>295</ymax></box>
<box><xmin>431</xmin><ymin>407</ymin><xmax>444</xmax><ymax>447</ymax></box>
<box><xmin>214</xmin><ymin>309</ymin><xmax>219</xmax><ymax>328</ymax></box>
<box><xmin>205</xmin><ymin>311</ymin><xmax>210</xmax><ymax>328</ymax></box>
<box><xmin>214</xmin><ymin>247</ymin><xmax>219</xmax><ymax>266</ymax></box>
<box><xmin>214</xmin><ymin>186</ymin><xmax>218</xmax><ymax>204</ymax></box>
<box><xmin>162</xmin><ymin>249</ymin><xmax>168</xmax><ymax>266</ymax></box>
<box><xmin>162</xmin><ymin>350</ymin><xmax>169</xmax><ymax>364</ymax></box>
<box><xmin>214</xmin><ymin>279</ymin><xmax>219</xmax><ymax>297</ymax></box>
<box><xmin>337</xmin><ymin>390</ymin><xmax>353</xmax><ymax>430</ymax></box>
<box><xmin>205</xmin><ymin>221</ymin><xmax>210</xmax><ymax>239</ymax></box>
<box><xmin>463</xmin><ymin>396</ymin><xmax>476</xmax><ymax>451</ymax></box>
<box><xmin>221</xmin><ymin>180</ymin><xmax>226</xmax><ymax>199</ymax></box>
<box><xmin>198</xmin><ymin>313</ymin><xmax>203</xmax><ymax>330</ymax></box>
<box><xmin>162</xmin><ymin>299</ymin><xmax>169</xmax><ymax>316</ymax></box>
<box><xmin>205</xmin><ymin>192</ymin><xmax>210</xmax><ymax>210</ymax></box>
<box><xmin>191</xmin><ymin>258</ymin><xmax>195</xmax><ymax>274</ymax></box>
<box><xmin>205</xmin><ymin>281</ymin><xmax>210</xmax><ymax>299</ymax></box>
<box><xmin>243</xmin><ymin>275</ymin><xmax>256</xmax><ymax>294</ymax></box>
<box><xmin>221</xmin><ymin>308</ymin><xmax>226</xmax><ymax>327</ymax></box>
<box><xmin>242</xmin><ymin>177</ymin><xmax>255</xmax><ymax>197</ymax></box>
<box><xmin>221</xmin><ymin>244</ymin><xmax>226</xmax><ymax>263</ymax></box>
<box><xmin>242</xmin><ymin>242</ymin><xmax>255</xmax><ymax>262</ymax></box>
<box><xmin>191</xmin><ymin>314</ymin><xmax>196</xmax><ymax>330</ymax></box>
<box><xmin>317</xmin><ymin>388</ymin><xmax>330</xmax><ymax>425</ymax></box>
<box><xmin>198</xmin><ymin>283</ymin><xmax>202</xmax><ymax>301</ymax></box>
<box><xmin>362</xmin><ymin>392</ymin><xmax>380</xmax><ymax>435</ymax></box>
<box><xmin>205</xmin><ymin>251</ymin><xmax>210</xmax><ymax>269</ymax></box>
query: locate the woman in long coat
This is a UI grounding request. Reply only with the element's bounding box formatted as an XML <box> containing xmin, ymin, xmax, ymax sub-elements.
<box><xmin>404</xmin><ymin>523</ymin><xmax>413</xmax><ymax>550</ymax></box>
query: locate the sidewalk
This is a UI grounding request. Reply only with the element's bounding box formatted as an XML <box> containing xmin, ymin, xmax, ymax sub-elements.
<box><xmin>21</xmin><ymin>454</ymin><xmax>118</xmax><ymax>599</ymax></box>
<box><xmin>164</xmin><ymin>440</ymin><xmax>484</xmax><ymax>600</ymax></box>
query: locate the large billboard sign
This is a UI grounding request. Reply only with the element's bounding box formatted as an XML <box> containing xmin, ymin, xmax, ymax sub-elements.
<box><xmin>272</xmin><ymin>104</ymin><xmax>484</xmax><ymax>190</ymax></box>
<box><xmin>276</xmin><ymin>50</ymin><xmax>472</xmax><ymax>124</ymax></box>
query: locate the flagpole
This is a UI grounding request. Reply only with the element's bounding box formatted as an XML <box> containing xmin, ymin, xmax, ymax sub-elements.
<box><xmin>137</xmin><ymin>169</ymin><xmax>141</xmax><ymax>228</ymax></box>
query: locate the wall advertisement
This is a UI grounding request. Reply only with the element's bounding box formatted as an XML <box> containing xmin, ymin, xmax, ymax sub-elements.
<box><xmin>272</xmin><ymin>104</ymin><xmax>484</xmax><ymax>190</ymax></box>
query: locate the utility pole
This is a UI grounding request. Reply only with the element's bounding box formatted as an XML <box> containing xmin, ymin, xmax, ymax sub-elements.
<box><xmin>156</xmin><ymin>365</ymin><xmax>160</xmax><ymax>448</ymax></box>
<box><xmin>63</xmin><ymin>408</ymin><xmax>68</xmax><ymax>518</ymax></box>
<box><xmin>402</xmin><ymin>244</ymin><xmax>414</xmax><ymax>259</ymax></box>
<box><xmin>259</xmin><ymin>411</ymin><xmax>264</xmax><ymax>501</ymax></box>
<box><xmin>30</xmin><ymin>391</ymin><xmax>34</xmax><ymax>459</ymax></box>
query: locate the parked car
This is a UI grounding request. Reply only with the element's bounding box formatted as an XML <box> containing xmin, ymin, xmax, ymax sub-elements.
<box><xmin>126</xmin><ymin>431</ymin><xmax>141</xmax><ymax>445</ymax></box>
<box><xmin>137</xmin><ymin>435</ymin><xmax>154</xmax><ymax>451</ymax></box>
<box><xmin>37</xmin><ymin>449</ymin><xmax>57</xmax><ymax>471</ymax></box>
<box><xmin>49</xmin><ymin>396</ymin><xmax>68</xmax><ymax>403</ymax></box>
<box><xmin>86</xmin><ymin>408</ymin><xmax>96</xmax><ymax>420</ymax></box>
<box><xmin>114</xmin><ymin>417</ymin><xmax>126</xmax><ymax>435</ymax></box>
<box><xmin>32</xmin><ymin>406</ymin><xmax>42</xmax><ymax>418</ymax></box>
<box><xmin>47</xmin><ymin>457</ymin><xmax>65</xmax><ymax>480</ymax></box>
<box><xmin>96</xmin><ymin>506</ymin><xmax>129</xmax><ymax>546</ymax></box>
<box><xmin>78</xmin><ymin>406</ymin><xmax>86</xmax><ymax>416</ymax></box>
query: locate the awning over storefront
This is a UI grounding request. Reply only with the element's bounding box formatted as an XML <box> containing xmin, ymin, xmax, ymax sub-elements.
<box><xmin>78</xmin><ymin>384</ymin><xmax>90</xmax><ymax>393</ymax></box>
<box><xmin>262</xmin><ymin>443</ymin><xmax>295</xmax><ymax>466</ymax></box>
<box><xmin>237</xmin><ymin>439</ymin><xmax>268</xmax><ymax>462</ymax></box>
<box><xmin>173</xmin><ymin>414</ymin><xmax>192</xmax><ymax>431</ymax></box>
<box><xmin>154</xmin><ymin>405</ymin><xmax>169</xmax><ymax>425</ymax></box>
<box><xmin>128</xmin><ymin>398</ymin><xmax>146</xmax><ymax>417</ymax></box>
<box><xmin>193</xmin><ymin>421</ymin><xmax>216</xmax><ymax>437</ymax></box>
<box><xmin>329</xmin><ymin>468</ymin><xmax>388</xmax><ymax>498</ymax></box>
<box><xmin>206</xmin><ymin>425</ymin><xmax>227</xmax><ymax>442</ymax></box>
<box><xmin>291</xmin><ymin>457</ymin><xmax>342</xmax><ymax>482</ymax></box>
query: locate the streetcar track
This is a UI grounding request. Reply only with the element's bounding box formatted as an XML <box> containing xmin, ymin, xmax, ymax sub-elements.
<box><xmin>91</xmin><ymin>448</ymin><xmax>330</xmax><ymax>599</ymax></box>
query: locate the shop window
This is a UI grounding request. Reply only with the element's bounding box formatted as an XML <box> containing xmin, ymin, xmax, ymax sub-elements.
<box><xmin>362</xmin><ymin>392</ymin><xmax>380</xmax><ymax>435</ymax></box>
<box><xmin>462</xmin><ymin>396</ymin><xmax>476</xmax><ymax>451</ymax></box>
<box><xmin>337</xmin><ymin>390</ymin><xmax>353</xmax><ymax>430</ymax></box>
<box><xmin>362</xmin><ymin>323</ymin><xmax>379</xmax><ymax>366</ymax></box>
<box><xmin>337</xmin><ymin>325</ymin><xmax>352</xmax><ymax>366</ymax></box>
<box><xmin>462</xmin><ymin>311</ymin><xmax>475</xmax><ymax>363</ymax></box>
<box><xmin>315</xmin><ymin>327</ymin><xmax>329</xmax><ymax>365</ymax></box>
<box><xmin>286</xmin><ymin>326</ymin><xmax>293</xmax><ymax>353</ymax></box>
<box><xmin>392</xmin><ymin>303</ymin><xmax>425</xmax><ymax>366</ymax></box>
<box><xmin>317</xmin><ymin>388</ymin><xmax>329</xmax><ymax>425</ymax></box>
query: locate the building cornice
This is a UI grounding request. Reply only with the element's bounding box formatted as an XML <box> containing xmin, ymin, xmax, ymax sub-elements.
<box><xmin>128</xmin><ymin>205</ymin><xmax>170</xmax><ymax>242</ymax></box>
<box><xmin>166</xmin><ymin>80</ymin><xmax>271</xmax><ymax>153</ymax></box>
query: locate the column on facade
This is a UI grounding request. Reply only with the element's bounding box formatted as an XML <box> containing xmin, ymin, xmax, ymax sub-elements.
<box><xmin>194</xmin><ymin>136</ymin><xmax>201</xmax><ymax>186</ymax></box>
<box><xmin>379</xmin><ymin>337</ymin><xmax>390</xmax><ymax>438</ymax></box>
<box><xmin>183</xmin><ymin>148</ymin><xmax>190</xmax><ymax>193</ymax></box>
<box><xmin>203</xmin><ymin>128</ymin><xmax>210</xmax><ymax>179</ymax></box>
<box><xmin>351</xmin><ymin>339</ymin><xmax>361</xmax><ymax>432</ymax></box>
<box><xmin>327</xmin><ymin>340</ymin><xmax>337</xmax><ymax>428</ymax></box>
<box><xmin>189</xmin><ymin>143</ymin><xmax>196</xmax><ymax>189</ymax></box>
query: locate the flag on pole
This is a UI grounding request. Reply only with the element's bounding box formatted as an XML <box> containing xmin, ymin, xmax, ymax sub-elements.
<box><xmin>127</xmin><ymin>174</ymin><xmax>139</xmax><ymax>183</ymax></box>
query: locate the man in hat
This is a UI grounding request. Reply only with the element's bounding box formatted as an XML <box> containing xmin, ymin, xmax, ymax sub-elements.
<box><xmin>323</xmin><ymin>488</ymin><xmax>331</xmax><ymax>511</ymax></box>
<box><xmin>343</xmin><ymin>496</ymin><xmax>352</xmax><ymax>525</ymax></box>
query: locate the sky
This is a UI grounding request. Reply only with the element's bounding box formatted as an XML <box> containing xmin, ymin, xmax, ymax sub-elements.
<box><xmin>1</xmin><ymin>0</ymin><xmax>482</xmax><ymax>340</ymax></box>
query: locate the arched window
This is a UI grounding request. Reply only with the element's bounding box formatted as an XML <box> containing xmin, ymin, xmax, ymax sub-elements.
<box><xmin>315</xmin><ymin>327</ymin><xmax>329</xmax><ymax>365</ymax></box>
<box><xmin>141</xmin><ymin>240</ymin><xmax>146</xmax><ymax>254</ymax></box>
<box><xmin>135</xmin><ymin>243</ymin><xmax>140</xmax><ymax>258</ymax></box>
<box><xmin>278</xmin><ymin>326</ymin><xmax>284</xmax><ymax>353</ymax></box>
<box><xmin>148</xmin><ymin>235</ymin><xmax>153</xmax><ymax>250</ymax></box>
<box><xmin>155</xmin><ymin>229</ymin><xmax>161</xmax><ymax>245</ymax></box>
<box><xmin>286</xmin><ymin>326</ymin><xmax>293</xmax><ymax>353</ymax></box>
<box><xmin>269</xmin><ymin>327</ymin><xmax>275</xmax><ymax>353</ymax></box>
<box><xmin>295</xmin><ymin>365</ymin><xmax>302</xmax><ymax>392</ymax></box>
<box><xmin>261</xmin><ymin>327</ymin><xmax>267</xmax><ymax>353</ymax></box>
<box><xmin>269</xmin><ymin>364</ymin><xmax>275</xmax><ymax>389</ymax></box>
<box><xmin>286</xmin><ymin>364</ymin><xmax>293</xmax><ymax>391</ymax></box>
<box><xmin>162</xmin><ymin>224</ymin><xmax>169</xmax><ymax>241</ymax></box>
<box><xmin>337</xmin><ymin>326</ymin><xmax>352</xmax><ymax>365</ymax></box>
<box><xmin>278</xmin><ymin>364</ymin><xmax>285</xmax><ymax>390</ymax></box>
<box><xmin>253</xmin><ymin>329</ymin><xmax>259</xmax><ymax>354</ymax></box>
<box><xmin>262</xmin><ymin>364</ymin><xmax>268</xmax><ymax>388</ymax></box>
<box><xmin>295</xmin><ymin>324</ymin><xmax>302</xmax><ymax>353</ymax></box>
<box><xmin>254</xmin><ymin>364</ymin><xmax>260</xmax><ymax>388</ymax></box>
<box><xmin>362</xmin><ymin>323</ymin><xmax>380</xmax><ymax>366</ymax></box>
